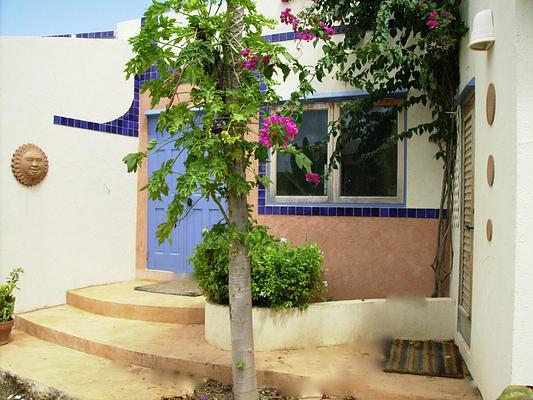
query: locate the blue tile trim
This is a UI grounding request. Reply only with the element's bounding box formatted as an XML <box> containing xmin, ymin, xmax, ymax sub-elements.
<box><xmin>53</xmin><ymin>65</ymin><xmax>160</xmax><ymax>137</ymax></box>
<box><xmin>46</xmin><ymin>31</ymin><xmax>115</xmax><ymax>39</ymax></box>
<box><xmin>75</xmin><ymin>31</ymin><xmax>115</xmax><ymax>39</ymax></box>
<box><xmin>262</xmin><ymin>26</ymin><xmax>348</xmax><ymax>44</ymax></box>
<box><xmin>256</xmin><ymin>198</ymin><xmax>441</xmax><ymax>219</ymax></box>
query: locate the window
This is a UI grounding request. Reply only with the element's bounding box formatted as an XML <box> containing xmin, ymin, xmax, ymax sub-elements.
<box><xmin>269</xmin><ymin>101</ymin><xmax>404</xmax><ymax>204</ymax></box>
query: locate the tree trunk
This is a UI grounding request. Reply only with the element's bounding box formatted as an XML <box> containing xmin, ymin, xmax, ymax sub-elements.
<box><xmin>228</xmin><ymin>163</ymin><xmax>258</xmax><ymax>400</ymax></box>
<box><xmin>225</xmin><ymin>1</ymin><xmax>259</xmax><ymax>399</ymax></box>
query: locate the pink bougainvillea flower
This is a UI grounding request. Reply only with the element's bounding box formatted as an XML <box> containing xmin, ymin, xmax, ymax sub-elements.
<box><xmin>428</xmin><ymin>10</ymin><xmax>439</xmax><ymax>19</ymax></box>
<box><xmin>426</xmin><ymin>19</ymin><xmax>439</xmax><ymax>29</ymax></box>
<box><xmin>298</xmin><ymin>28</ymin><xmax>315</xmax><ymax>41</ymax></box>
<box><xmin>244</xmin><ymin>56</ymin><xmax>259</xmax><ymax>71</ymax></box>
<box><xmin>319</xmin><ymin>21</ymin><xmax>335</xmax><ymax>36</ymax></box>
<box><xmin>259</xmin><ymin>130</ymin><xmax>273</xmax><ymax>147</ymax></box>
<box><xmin>280</xmin><ymin>8</ymin><xmax>299</xmax><ymax>31</ymax></box>
<box><xmin>262</xmin><ymin>55</ymin><xmax>270</xmax><ymax>64</ymax></box>
<box><xmin>259</xmin><ymin>115</ymin><xmax>299</xmax><ymax>148</ymax></box>
<box><xmin>443</xmin><ymin>11</ymin><xmax>456</xmax><ymax>20</ymax></box>
<box><xmin>241</xmin><ymin>48</ymin><xmax>250</xmax><ymax>57</ymax></box>
<box><xmin>305</xmin><ymin>172</ymin><xmax>320</xmax><ymax>185</ymax></box>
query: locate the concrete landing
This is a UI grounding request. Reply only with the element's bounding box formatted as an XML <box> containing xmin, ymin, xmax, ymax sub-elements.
<box><xmin>67</xmin><ymin>280</ymin><xmax>204</xmax><ymax>324</ymax></box>
<box><xmin>15</xmin><ymin>304</ymin><xmax>481</xmax><ymax>400</ymax></box>
<box><xmin>0</xmin><ymin>330</ymin><xmax>196</xmax><ymax>400</ymax></box>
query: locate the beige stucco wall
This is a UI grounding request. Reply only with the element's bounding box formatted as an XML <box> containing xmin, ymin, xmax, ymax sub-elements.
<box><xmin>0</xmin><ymin>36</ymin><xmax>137</xmax><ymax>312</ymax></box>
<box><xmin>453</xmin><ymin>1</ymin><xmax>533</xmax><ymax>398</ymax></box>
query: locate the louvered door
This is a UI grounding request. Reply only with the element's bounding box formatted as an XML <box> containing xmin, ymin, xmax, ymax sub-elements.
<box><xmin>458</xmin><ymin>96</ymin><xmax>475</xmax><ymax>345</ymax></box>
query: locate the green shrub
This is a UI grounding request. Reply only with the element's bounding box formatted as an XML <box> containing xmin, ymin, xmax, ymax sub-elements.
<box><xmin>191</xmin><ymin>224</ymin><xmax>325</xmax><ymax>310</ymax></box>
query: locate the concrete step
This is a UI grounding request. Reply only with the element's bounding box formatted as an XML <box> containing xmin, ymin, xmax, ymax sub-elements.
<box><xmin>0</xmin><ymin>330</ymin><xmax>196</xmax><ymax>400</ymax></box>
<box><xmin>66</xmin><ymin>280</ymin><xmax>204</xmax><ymax>324</ymax></box>
<box><xmin>15</xmin><ymin>305</ymin><xmax>480</xmax><ymax>400</ymax></box>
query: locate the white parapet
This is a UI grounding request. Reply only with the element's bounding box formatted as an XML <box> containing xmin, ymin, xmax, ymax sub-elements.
<box><xmin>205</xmin><ymin>297</ymin><xmax>456</xmax><ymax>351</ymax></box>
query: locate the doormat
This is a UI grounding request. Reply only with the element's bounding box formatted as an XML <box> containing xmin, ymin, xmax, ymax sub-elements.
<box><xmin>134</xmin><ymin>279</ymin><xmax>202</xmax><ymax>297</ymax></box>
<box><xmin>383</xmin><ymin>339</ymin><xmax>464</xmax><ymax>379</ymax></box>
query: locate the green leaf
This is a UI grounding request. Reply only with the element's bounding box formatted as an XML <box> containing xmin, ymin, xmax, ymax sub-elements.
<box><xmin>122</xmin><ymin>152</ymin><xmax>145</xmax><ymax>173</ymax></box>
<box><xmin>147</xmin><ymin>139</ymin><xmax>158</xmax><ymax>151</ymax></box>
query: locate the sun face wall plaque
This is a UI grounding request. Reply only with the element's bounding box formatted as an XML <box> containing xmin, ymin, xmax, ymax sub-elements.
<box><xmin>11</xmin><ymin>144</ymin><xmax>49</xmax><ymax>186</ymax></box>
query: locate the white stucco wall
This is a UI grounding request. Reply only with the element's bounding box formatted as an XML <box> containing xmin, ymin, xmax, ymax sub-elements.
<box><xmin>206</xmin><ymin>298</ymin><xmax>455</xmax><ymax>351</ymax></box>
<box><xmin>453</xmin><ymin>1</ymin><xmax>533</xmax><ymax>398</ymax></box>
<box><xmin>512</xmin><ymin>0</ymin><xmax>533</xmax><ymax>386</ymax></box>
<box><xmin>0</xmin><ymin>36</ymin><xmax>138</xmax><ymax>312</ymax></box>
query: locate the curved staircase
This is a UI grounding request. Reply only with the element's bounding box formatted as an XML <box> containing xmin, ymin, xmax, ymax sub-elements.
<box><xmin>3</xmin><ymin>280</ymin><xmax>481</xmax><ymax>400</ymax></box>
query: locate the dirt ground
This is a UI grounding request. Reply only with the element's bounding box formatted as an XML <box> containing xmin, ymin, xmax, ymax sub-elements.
<box><xmin>0</xmin><ymin>373</ymin><xmax>356</xmax><ymax>400</ymax></box>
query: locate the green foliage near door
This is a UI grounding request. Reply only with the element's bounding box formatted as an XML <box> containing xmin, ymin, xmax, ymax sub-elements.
<box><xmin>191</xmin><ymin>224</ymin><xmax>325</xmax><ymax>310</ymax></box>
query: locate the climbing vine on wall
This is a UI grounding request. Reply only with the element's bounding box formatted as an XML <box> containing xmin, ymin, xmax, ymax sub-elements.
<box><xmin>290</xmin><ymin>0</ymin><xmax>468</xmax><ymax>296</ymax></box>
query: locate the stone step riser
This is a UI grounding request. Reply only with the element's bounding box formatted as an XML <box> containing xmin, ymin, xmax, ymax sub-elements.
<box><xmin>66</xmin><ymin>291</ymin><xmax>204</xmax><ymax>324</ymax></box>
<box><xmin>14</xmin><ymin>315</ymin><xmax>466</xmax><ymax>400</ymax></box>
<box><xmin>16</xmin><ymin>315</ymin><xmax>230</xmax><ymax>382</ymax></box>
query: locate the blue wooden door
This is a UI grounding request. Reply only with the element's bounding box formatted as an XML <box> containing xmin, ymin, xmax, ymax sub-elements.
<box><xmin>147</xmin><ymin>115</ymin><xmax>223</xmax><ymax>274</ymax></box>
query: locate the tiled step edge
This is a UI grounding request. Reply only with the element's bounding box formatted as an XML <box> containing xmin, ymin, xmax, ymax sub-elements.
<box><xmin>66</xmin><ymin>290</ymin><xmax>205</xmax><ymax>324</ymax></box>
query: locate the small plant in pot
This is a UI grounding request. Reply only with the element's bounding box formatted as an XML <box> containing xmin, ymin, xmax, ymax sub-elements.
<box><xmin>0</xmin><ymin>267</ymin><xmax>23</xmax><ymax>345</ymax></box>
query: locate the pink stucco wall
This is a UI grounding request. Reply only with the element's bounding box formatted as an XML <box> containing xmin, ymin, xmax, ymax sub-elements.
<box><xmin>250</xmin><ymin>189</ymin><xmax>439</xmax><ymax>300</ymax></box>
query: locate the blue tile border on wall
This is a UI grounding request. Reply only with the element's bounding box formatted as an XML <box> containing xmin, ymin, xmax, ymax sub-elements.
<box><xmin>46</xmin><ymin>31</ymin><xmax>116</xmax><ymax>39</ymax></box>
<box><xmin>257</xmin><ymin>191</ymin><xmax>444</xmax><ymax>220</ymax></box>
<box><xmin>50</xmin><ymin>26</ymin><xmax>341</xmax><ymax>137</ymax></box>
<box><xmin>53</xmin><ymin>65</ymin><xmax>160</xmax><ymax>137</ymax></box>
<box><xmin>75</xmin><ymin>31</ymin><xmax>115</xmax><ymax>39</ymax></box>
<box><xmin>51</xmin><ymin>28</ymin><xmax>155</xmax><ymax>137</ymax></box>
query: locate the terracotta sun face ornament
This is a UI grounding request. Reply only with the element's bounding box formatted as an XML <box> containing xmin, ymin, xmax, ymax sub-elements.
<box><xmin>11</xmin><ymin>144</ymin><xmax>49</xmax><ymax>186</ymax></box>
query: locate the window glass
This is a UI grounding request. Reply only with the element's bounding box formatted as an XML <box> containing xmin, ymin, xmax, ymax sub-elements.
<box><xmin>276</xmin><ymin>109</ymin><xmax>328</xmax><ymax>196</ymax></box>
<box><xmin>340</xmin><ymin>108</ymin><xmax>398</xmax><ymax>197</ymax></box>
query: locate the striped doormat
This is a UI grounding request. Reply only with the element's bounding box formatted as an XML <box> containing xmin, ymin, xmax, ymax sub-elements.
<box><xmin>383</xmin><ymin>339</ymin><xmax>464</xmax><ymax>379</ymax></box>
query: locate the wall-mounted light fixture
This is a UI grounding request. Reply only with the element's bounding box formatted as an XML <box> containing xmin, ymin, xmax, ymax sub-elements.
<box><xmin>468</xmin><ymin>9</ymin><xmax>495</xmax><ymax>51</ymax></box>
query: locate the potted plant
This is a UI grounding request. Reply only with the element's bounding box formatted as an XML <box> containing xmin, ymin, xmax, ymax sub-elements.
<box><xmin>0</xmin><ymin>267</ymin><xmax>23</xmax><ymax>345</ymax></box>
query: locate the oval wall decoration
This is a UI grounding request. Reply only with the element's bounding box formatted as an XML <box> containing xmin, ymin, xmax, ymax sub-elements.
<box><xmin>487</xmin><ymin>155</ymin><xmax>495</xmax><ymax>187</ymax></box>
<box><xmin>486</xmin><ymin>83</ymin><xmax>496</xmax><ymax>125</ymax></box>
<box><xmin>11</xmin><ymin>144</ymin><xmax>49</xmax><ymax>186</ymax></box>
<box><xmin>486</xmin><ymin>219</ymin><xmax>493</xmax><ymax>242</ymax></box>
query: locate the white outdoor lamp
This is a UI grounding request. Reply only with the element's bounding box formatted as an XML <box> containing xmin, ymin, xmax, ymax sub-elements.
<box><xmin>468</xmin><ymin>9</ymin><xmax>495</xmax><ymax>51</ymax></box>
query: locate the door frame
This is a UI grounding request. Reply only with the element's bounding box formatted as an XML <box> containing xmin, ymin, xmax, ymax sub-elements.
<box><xmin>457</xmin><ymin>93</ymin><xmax>475</xmax><ymax>346</ymax></box>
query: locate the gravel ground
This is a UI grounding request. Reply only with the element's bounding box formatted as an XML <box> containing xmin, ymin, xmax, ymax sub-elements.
<box><xmin>162</xmin><ymin>380</ymin><xmax>358</xmax><ymax>400</ymax></box>
<box><xmin>1</xmin><ymin>373</ymin><xmax>357</xmax><ymax>400</ymax></box>
<box><xmin>0</xmin><ymin>371</ymin><xmax>72</xmax><ymax>400</ymax></box>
